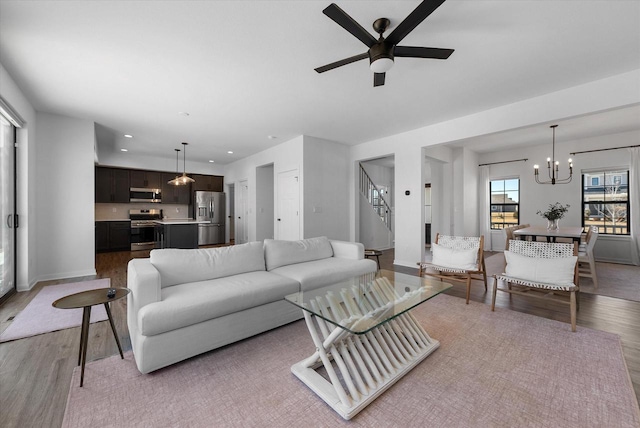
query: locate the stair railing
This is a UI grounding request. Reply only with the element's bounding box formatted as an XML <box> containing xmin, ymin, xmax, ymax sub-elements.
<box><xmin>359</xmin><ymin>164</ymin><xmax>393</xmax><ymax>232</ymax></box>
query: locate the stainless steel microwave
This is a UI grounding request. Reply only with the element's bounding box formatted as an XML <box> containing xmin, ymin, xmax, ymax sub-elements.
<box><xmin>130</xmin><ymin>188</ymin><xmax>162</xmax><ymax>203</ymax></box>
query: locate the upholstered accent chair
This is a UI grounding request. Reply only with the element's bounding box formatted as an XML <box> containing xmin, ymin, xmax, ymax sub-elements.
<box><xmin>418</xmin><ymin>233</ymin><xmax>487</xmax><ymax>304</ymax></box>
<box><xmin>492</xmin><ymin>240</ymin><xmax>579</xmax><ymax>331</ymax></box>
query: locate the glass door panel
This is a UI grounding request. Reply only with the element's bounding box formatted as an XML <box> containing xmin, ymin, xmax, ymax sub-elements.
<box><xmin>0</xmin><ymin>115</ymin><xmax>15</xmax><ymax>300</ymax></box>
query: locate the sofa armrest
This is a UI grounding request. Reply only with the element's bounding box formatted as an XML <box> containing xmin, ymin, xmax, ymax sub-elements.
<box><xmin>330</xmin><ymin>240</ymin><xmax>364</xmax><ymax>260</ymax></box>
<box><xmin>127</xmin><ymin>259</ymin><xmax>161</xmax><ymax>332</ymax></box>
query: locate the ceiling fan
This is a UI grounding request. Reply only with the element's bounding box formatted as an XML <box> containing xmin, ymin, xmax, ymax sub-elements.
<box><xmin>315</xmin><ymin>0</ymin><xmax>454</xmax><ymax>87</ymax></box>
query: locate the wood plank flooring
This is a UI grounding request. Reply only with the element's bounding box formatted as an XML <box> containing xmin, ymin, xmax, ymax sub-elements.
<box><xmin>1</xmin><ymin>248</ymin><xmax>639</xmax><ymax>427</ymax></box>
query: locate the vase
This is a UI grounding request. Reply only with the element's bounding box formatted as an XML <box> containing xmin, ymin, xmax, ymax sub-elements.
<box><xmin>547</xmin><ymin>219</ymin><xmax>559</xmax><ymax>231</ymax></box>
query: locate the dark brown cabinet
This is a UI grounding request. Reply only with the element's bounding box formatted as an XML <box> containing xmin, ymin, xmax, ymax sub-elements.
<box><xmin>161</xmin><ymin>173</ymin><xmax>191</xmax><ymax>205</ymax></box>
<box><xmin>96</xmin><ymin>221</ymin><xmax>131</xmax><ymax>252</ymax></box>
<box><xmin>130</xmin><ymin>170</ymin><xmax>161</xmax><ymax>189</ymax></box>
<box><xmin>95</xmin><ymin>167</ymin><xmax>130</xmax><ymax>203</ymax></box>
<box><xmin>191</xmin><ymin>174</ymin><xmax>224</xmax><ymax>192</ymax></box>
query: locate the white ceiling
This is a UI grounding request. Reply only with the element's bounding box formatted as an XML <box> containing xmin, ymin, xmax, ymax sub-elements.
<box><xmin>1</xmin><ymin>1</ymin><xmax>639</xmax><ymax>164</ymax></box>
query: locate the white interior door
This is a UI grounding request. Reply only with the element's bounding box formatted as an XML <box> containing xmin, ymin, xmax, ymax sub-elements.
<box><xmin>236</xmin><ymin>180</ymin><xmax>249</xmax><ymax>244</ymax></box>
<box><xmin>277</xmin><ymin>169</ymin><xmax>300</xmax><ymax>241</ymax></box>
<box><xmin>0</xmin><ymin>115</ymin><xmax>16</xmax><ymax>300</ymax></box>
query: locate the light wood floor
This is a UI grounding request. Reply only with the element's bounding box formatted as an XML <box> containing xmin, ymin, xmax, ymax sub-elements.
<box><xmin>1</xmin><ymin>248</ymin><xmax>639</xmax><ymax>427</ymax></box>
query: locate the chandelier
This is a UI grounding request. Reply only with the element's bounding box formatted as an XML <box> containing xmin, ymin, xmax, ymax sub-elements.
<box><xmin>168</xmin><ymin>142</ymin><xmax>195</xmax><ymax>185</ymax></box>
<box><xmin>533</xmin><ymin>125</ymin><xmax>572</xmax><ymax>185</ymax></box>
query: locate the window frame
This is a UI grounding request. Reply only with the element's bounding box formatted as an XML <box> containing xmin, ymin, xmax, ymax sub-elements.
<box><xmin>489</xmin><ymin>178</ymin><xmax>520</xmax><ymax>230</ymax></box>
<box><xmin>581</xmin><ymin>169</ymin><xmax>630</xmax><ymax>236</ymax></box>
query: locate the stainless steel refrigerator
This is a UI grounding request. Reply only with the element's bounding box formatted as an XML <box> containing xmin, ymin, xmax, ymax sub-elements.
<box><xmin>194</xmin><ymin>191</ymin><xmax>226</xmax><ymax>245</ymax></box>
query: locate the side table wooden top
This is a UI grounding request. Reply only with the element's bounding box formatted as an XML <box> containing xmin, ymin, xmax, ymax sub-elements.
<box><xmin>52</xmin><ymin>288</ymin><xmax>130</xmax><ymax>310</ymax></box>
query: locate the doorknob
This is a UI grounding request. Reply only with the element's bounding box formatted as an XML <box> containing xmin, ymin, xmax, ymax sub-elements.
<box><xmin>277</xmin><ymin>218</ymin><xmax>281</xmax><ymax>221</ymax></box>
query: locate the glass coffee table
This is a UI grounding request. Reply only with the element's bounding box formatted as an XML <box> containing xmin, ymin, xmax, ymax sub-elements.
<box><xmin>285</xmin><ymin>270</ymin><xmax>452</xmax><ymax>420</ymax></box>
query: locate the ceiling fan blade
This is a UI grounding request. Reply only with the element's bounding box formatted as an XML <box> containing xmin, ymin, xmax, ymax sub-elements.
<box><xmin>374</xmin><ymin>72</ymin><xmax>386</xmax><ymax>87</ymax></box>
<box><xmin>385</xmin><ymin>0</ymin><xmax>447</xmax><ymax>46</ymax></box>
<box><xmin>394</xmin><ymin>46</ymin><xmax>454</xmax><ymax>59</ymax></box>
<box><xmin>315</xmin><ymin>52</ymin><xmax>368</xmax><ymax>73</ymax></box>
<box><xmin>323</xmin><ymin>3</ymin><xmax>377</xmax><ymax>48</ymax></box>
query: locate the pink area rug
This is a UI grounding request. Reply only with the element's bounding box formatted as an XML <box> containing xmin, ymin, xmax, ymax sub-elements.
<box><xmin>0</xmin><ymin>279</ymin><xmax>110</xmax><ymax>343</ymax></box>
<box><xmin>62</xmin><ymin>294</ymin><xmax>640</xmax><ymax>427</ymax></box>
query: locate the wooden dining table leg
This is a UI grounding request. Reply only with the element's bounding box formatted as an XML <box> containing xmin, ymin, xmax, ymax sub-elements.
<box><xmin>79</xmin><ymin>306</ymin><xmax>91</xmax><ymax>387</ymax></box>
<box><xmin>104</xmin><ymin>302</ymin><xmax>124</xmax><ymax>359</ymax></box>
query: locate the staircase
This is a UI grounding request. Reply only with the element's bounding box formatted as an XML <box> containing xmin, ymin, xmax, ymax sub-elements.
<box><xmin>359</xmin><ymin>164</ymin><xmax>392</xmax><ymax>233</ymax></box>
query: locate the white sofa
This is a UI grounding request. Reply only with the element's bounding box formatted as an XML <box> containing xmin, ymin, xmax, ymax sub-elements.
<box><xmin>127</xmin><ymin>236</ymin><xmax>377</xmax><ymax>374</ymax></box>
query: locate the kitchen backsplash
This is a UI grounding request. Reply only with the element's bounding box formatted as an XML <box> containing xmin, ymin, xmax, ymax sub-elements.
<box><xmin>95</xmin><ymin>203</ymin><xmax>191</xmax><ymax>221</ymax></box>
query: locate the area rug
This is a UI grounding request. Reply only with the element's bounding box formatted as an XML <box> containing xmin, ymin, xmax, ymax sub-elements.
<box><xmin>485</xmin><ymin>253</ymin><xmax>640</xmax><ymax>302</ymax></box>
<box><xmin>0</xmin><ymin>279</ymin><xmax>110</xmax><ymax>343</ymax></box>
<box><xmin>62</xmin><ymin>294</ymin><xmax>640</xmax><ymax>428</ymax></box>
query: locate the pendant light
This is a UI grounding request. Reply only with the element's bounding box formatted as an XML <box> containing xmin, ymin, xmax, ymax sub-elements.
<box><xmin>167</xmin><ymin>142</ymin><xmax>195</xmax><ymax>185</ymax></box>
<box><xmin>167</xmin><ymin>148</ymin><xmax>182</xmax><ymax>185</ymax></box>
<box><xmin>533</xmin><ymin>125</ymin><xmax>573</xmax><ymax>185</ymax></box>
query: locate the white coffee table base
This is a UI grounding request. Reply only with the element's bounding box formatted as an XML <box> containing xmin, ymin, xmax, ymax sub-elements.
<box><xmin>290</xmin><ymin>278</ymin><xmax>440</xmax><ymax>420</ymax></box>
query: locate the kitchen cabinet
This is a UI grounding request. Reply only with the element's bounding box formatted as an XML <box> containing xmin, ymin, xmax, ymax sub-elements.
<box><xmin>95</xmin><ymin>167</ymin><xmax>130</xmax><ymax>203</ymax></box>
<box><xmin>96</xmin><ymin>221</ymin><xmax>131</xmax><ymax>252</ymax></box>
<box><xmin>130</xmin><ymin>170</ymin><xmax>161</xmax><ymax>189</ymax></box>
<box><xmin>155</xmin><ymin>223</ymin><xmax>198</xmax><ymax>249</ymax></box>
<box><xmin>161</xmin><ymin>173</ymin><xmax>191</xmax><ymax>205</ymax></box>
<box><xmin>192</xmin><ymin>174</ymin><xmax>224</xmax><ymax>192</ymax></box>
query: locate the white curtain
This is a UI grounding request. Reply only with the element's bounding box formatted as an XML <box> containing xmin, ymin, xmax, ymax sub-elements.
<box><xmin>629</xmin><ymin>148</ymin><xmax>640</xmax><ymax>266</ymax></box>
<box><xmin>479</xmin><ymin>165</ymin><xmax>491</xmax><ymax>251</ymax></box>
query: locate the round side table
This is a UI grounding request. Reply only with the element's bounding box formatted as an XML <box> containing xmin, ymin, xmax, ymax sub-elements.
<box><xmin>52</xmin><ymin>287</ymin><xmax>130</xmax><ymax>387</ymax></box>
<box><xmin>364</xmin><ymin>249</ymin><xmax>383</xmax><ymax>270</ymax></box>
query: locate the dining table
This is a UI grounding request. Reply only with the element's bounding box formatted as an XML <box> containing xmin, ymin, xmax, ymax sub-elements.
<box><xmin>513</xmin><ymin>226</ymin><xmax>584</xmax><ymax>243</ymax></box>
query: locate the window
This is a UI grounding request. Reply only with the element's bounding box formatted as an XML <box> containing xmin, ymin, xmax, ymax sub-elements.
<box><xmin>582</xmin><ymin>170</ymin><xmax>629</xmax><ymax>235</ymax></box>
<box><xmin>490</xmin><ymin>178</ymin><xmax>519</xmax><ymax>230</ymax></box>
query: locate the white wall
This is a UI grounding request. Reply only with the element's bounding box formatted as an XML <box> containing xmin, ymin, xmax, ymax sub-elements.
<box><xmin>0</xmin><ymin>63</ymin><xmax>37</xmax><ymax>290</ymax></box>
<box><xmin>350</xmin><ymin>69</ymin><xmax>640</xmax><ymax>268</ymax></box>
<box><xmin>479</xmin><ymin>129</ymin><xmax>639</xmax><ymax>264</ymax></box>
<box><xmin>255</xmin><ymin>164</ymin><xmax>274</xmax><ymax>241</ymax></box>
<box><xmin>303</xmin><ymin>136</ymin><xmax>350</xmax><ymax>240</ymax></box>
<box><xmin>35</xmin><ymin>113</ymin><xmax>96</xmax><ymax>281</ymax></box>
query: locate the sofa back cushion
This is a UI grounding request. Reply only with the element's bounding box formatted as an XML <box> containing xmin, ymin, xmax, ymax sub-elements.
<box><xmin>150</xmin><ymin>241</ymin><xmax>265</xmax><ymax>288</ymax></box>
<box><xmin>264</xmin><ymin>237</ymin><xmax>334</xmax><ymax>271</ymax></box>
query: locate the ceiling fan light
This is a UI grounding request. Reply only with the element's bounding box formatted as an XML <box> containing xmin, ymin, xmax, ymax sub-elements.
<box><xmin>370</xmin><ymin>57</ymin><xmax>394</xmax><ymax>73</ymax></box>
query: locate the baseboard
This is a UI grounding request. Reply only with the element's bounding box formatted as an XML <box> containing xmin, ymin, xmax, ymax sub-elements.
<box><xmin>29</xmin><ymin>269</ymin><xmax>97</xmax><ymax>289</ymax></box>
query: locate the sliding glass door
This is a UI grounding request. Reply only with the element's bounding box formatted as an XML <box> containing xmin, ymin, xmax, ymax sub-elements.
<box><xmin>0</xmin><ymin>115</ymin><xmax>16</xmax><ymax>301</ymax></box>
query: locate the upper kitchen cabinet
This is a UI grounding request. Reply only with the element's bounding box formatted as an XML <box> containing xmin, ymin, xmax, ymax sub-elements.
<box><xmin>130</xmin><ymin>170</ymin><xmax>162</xmax><ymax>189</ymax></box>
<box><xmin>161</xmin><ymin>173</ymin><xmax>191</xmax><ymax>205</ymax></box>
<box><xmin>191</xmin><ymin>174</ymin><xmax>224</xmax><ymax>192</ymax></box>
<box><xmin>95</xmin><ymin>167</ymin><xmax>130</xmax><ymax>203</ymax></box>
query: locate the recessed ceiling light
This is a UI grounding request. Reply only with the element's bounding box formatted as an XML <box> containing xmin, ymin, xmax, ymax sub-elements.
<box><xmin>268</xmin><ymin>135</ymin><xmax>277</xmax><ymax>139</ymax></box>
<box><xmin>120</xmin><ymin>148</ymin><xmax>128</xmax><ymax>152</ymax></box>
<box><xmin>178</xmin><ymin>111</ymin><xmax>190</xmax><ymax>117</ymax></box>
<box><xmin>124</xmin><ymin>134</ymin><xmax>133</xmax><ymax>138</ymax></box>
<box><xmin>227</xmin><ymin>151</ymin><xmax>233</xmax><ymax>154</ymax></box>
<box><xmin>208</xmin><ymin>160</ymin><xmax>215</xmax><ymax>163</ymax></box>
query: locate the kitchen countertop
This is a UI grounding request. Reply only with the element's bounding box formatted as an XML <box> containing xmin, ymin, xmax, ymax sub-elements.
<box><xmin>154</xmin><ymin>219</ymin><xmax>211</xmax><ymax>225</ymax></box>
<box><xmin>95</xmin><ymin>219</ymin><xmax>131</xmax><ymax>222</ymax></box>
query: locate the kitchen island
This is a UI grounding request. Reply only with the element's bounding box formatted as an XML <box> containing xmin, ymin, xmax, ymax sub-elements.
<box><xmin>154</xmin><ymin>219</ymin><xmax>210</xmax><ymax>249</ymax></box>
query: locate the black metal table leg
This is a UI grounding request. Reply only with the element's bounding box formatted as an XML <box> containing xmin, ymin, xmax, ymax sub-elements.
<box><xmin>104</xmin><ymin>302</ymin><xmax>124</xmax><ymax>359</ymax></box>
<box><xmin>79</xmin><ymin>306</ymin><xmax>91</xmax><ymax>387</ymax></box>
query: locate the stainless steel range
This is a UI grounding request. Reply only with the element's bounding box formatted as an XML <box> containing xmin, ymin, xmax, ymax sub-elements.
<box><xmin>129</xmin><ymin>209</ymin><xmax>162</xmax><ymax>251</ymax></box>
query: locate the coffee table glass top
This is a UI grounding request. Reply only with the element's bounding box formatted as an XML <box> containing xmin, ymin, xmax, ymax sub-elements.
<box><xmin>284</xmin><ymin>270</ymin><xmax>452</xmax><ymax>334</ymax></box>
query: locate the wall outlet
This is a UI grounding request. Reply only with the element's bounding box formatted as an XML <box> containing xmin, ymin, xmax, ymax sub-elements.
<box><xmin>176</xmin><ymin>208</ymin><xmax>180</xmax><ymax>213</ymax></box>
<box><xmin>313</xmin><ymin>206</ymin><xmax>322</xmax><ymax>213</ymax></box>
<box><xmin>112</xmin><ymin>208</ymin><xmax>117</xmax><ymax>213</ymax></box>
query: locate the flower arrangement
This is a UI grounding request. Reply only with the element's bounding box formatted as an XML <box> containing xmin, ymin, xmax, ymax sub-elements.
<box><xmin>537</xmin><ymin>202</ymin><xmax>570</xmax><ymax>221</ymax></box>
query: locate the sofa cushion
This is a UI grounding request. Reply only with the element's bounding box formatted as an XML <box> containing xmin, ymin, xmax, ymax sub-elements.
<box><xmin>264</xmin><ymin>237</ymin><xmax>334</xmax><ymax>271</ymax></box>
<box><xmin>270</xmin><ymin>257</ymin><xmax>377</xmax><ymax>292</ymax></box>
<box><xmin>150</xmin><ymin>241</ymin><xmax>265</xmax><ymax>288</ymax></box>
<box><xmin>138</xmin><ymin>271</ymin><xmax>300</xmax><ymax>336</ymax></box>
